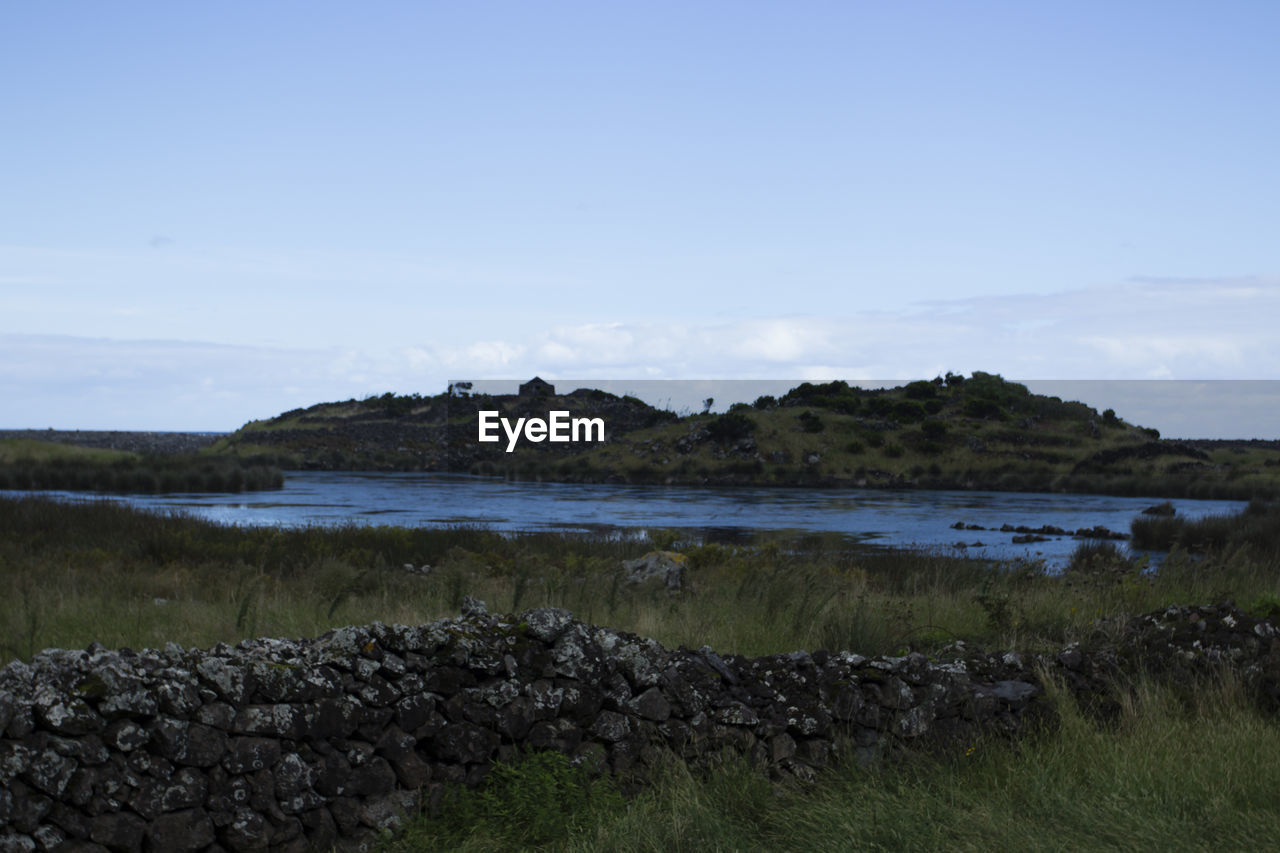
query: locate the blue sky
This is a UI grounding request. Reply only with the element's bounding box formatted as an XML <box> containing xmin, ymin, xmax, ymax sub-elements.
<box><xmin>3</xmin><ymin>2</ymin><xmax>1279</xmax><ymax>433</ymax></box>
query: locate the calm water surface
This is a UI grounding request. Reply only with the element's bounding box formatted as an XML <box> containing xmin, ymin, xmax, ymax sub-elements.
<box><xmin>16</xmin><ymin>471</ymin><xmax>1248</xmax><ymax>569</ymax></box>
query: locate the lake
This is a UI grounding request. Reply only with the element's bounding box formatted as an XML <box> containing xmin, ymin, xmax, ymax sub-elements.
<box><xmin>12</xmin><ymin>471</ymin><xmax>1248</xmax><ymax>569</ymax></box>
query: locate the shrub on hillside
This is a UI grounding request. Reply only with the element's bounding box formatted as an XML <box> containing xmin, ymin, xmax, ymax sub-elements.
<box><xmin>798</xmin><ymin>411</ymin><xmax>825</xmax><ymax>433</ymax></box>
<box><xmin>707</xmin><ymin>412</ymin><xmax>756</xmax><ymax>444</ymax></box>
<box><xmin>921</xmin><ymin>419</ymin><xmax>948</xmax><ymax>440</ymax></box>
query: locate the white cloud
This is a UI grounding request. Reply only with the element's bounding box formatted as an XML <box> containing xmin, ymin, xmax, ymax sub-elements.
<box><xmin>3</xmin><ymin>276</ymin><xmax>1278</xmax><ymax>433</ymax></box>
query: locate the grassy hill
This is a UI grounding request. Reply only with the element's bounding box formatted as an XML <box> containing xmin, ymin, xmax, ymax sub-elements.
<box><xmin>213</xmin><ymin>373</ymin><xmax>1280</xmax><ymax>499</ymax></box>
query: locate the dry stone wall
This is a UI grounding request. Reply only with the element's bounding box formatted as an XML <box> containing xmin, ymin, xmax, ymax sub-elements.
<box><xmin>2</xmin><ymin>599</ymin><xmax>1273</xmax><ymax>853</ymax></box>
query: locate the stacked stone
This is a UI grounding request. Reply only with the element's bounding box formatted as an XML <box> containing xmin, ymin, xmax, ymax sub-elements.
<box><xmin>1054</xmin><ymin>603</ymin><xmax>1280</xmax><ymax>717</ymax></box>
<box><xmin>0</xmin><ymin>602</ymin><xmax>1050</xmax><ymax>853</ymax></box>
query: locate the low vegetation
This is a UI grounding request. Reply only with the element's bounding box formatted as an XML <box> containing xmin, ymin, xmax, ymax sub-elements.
<box><xmin>1131</xmin><ymin>498</ymin><xmax>1280</xmax><ymax>555</ymax></box>
<box><xmin>380</xmin><ymin>676</ymin><xmax>1280</xmax><ymax>852</ymax></box>
<box><xmin>3</xmin><ymin>494</ymin><xmax>1278</xmax><ymax>666</ymax></box>
<box><xmin>2</xmin><ymin>494</ymin><xmax>1277</xmax><ymax>850</ymax></box>
<box><xmin>0</xmin><ymin>438</ymin><xmax>283</xmax><ymax>493</ymax></box>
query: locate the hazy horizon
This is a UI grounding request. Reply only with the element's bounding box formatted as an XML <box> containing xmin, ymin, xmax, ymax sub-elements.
<box><xmin>5</xmin><ymin>378</ymin><xmax>1278</xmax><ymax>441</ymax></box>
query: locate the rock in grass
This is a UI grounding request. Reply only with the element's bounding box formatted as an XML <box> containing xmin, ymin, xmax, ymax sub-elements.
<box><xmin>622</xmin><ymin>551</ymin><xmax>687</xmax><ymax>590</ymax></box>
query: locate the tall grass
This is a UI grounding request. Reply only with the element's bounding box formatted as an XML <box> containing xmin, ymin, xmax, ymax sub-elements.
<box><xmin>1131</xmin><ymin>499</ymin><xmax>1280</xmax><ymax>554</ymax></box>
<box><xmin>3</xmin><ymin>495</ymin><xmax>1278</xmax><ymax>667</ymax></box>
<box><xmin>378</xmin><ymin>673</ymin><xmax>1280</xmax><ymax>852</ymax></box>
<box><xmin>4</xmin><ymin>494</ymin><xmax>1280</xmax><ymax>851</ymax></box>
<box><xmin>0</xmin><ymin>453</ymin><xmax>283</xmax><ymax>493</ymax></box>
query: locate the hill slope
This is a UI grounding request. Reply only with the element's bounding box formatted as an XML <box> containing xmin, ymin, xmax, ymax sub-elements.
<box><xmin>213</xmin><ymin>373</ymin><xmax>1280</xmax><ymax>499</ymax></box>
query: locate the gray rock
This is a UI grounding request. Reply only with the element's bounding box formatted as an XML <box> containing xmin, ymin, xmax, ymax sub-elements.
<box><xmin>102</xmin><ymin>721</ymin><xmax>148</xmax><ymax>753</ymax></box>
<box><xmin>194</xmin><ymin>659</ymin><xmax>252</xmax><ymax>705</ymax></box>
<box><xmin>357</xmin><ymin>790</ymin><xmax>419</xmax><ymax>834</ymax></box>
<box><xmin>223</xmin><ymin>738</ymin><xmax>281</xmax><ymax>775</ymax></box>
<box><xmin>430</xmin><ymin>724</ymin><xmax>499</xmax><ymax>765</ymax></box>
<box><xmin>0</xmin><ymin>692</ymin><xmax>14</xmax><ymax>735</ymax></box>
<box><xmin>178</xmin><ymin>724</ymin><xmax>226</xmax><ymax>768</ymax></box>
<box><xmin>144</xmin><ymin>808</ymin><xmax>214</xmax><ymax>853</ymax></box>
<box><xmin>589</xmin><ymin>710</ymin><xmax>631</xmax><ymax>742</ymax></box>
<box><xmin>344</xmin><ymin>757</ymin><xmax>397</xmax><ymax>798</ymax></box>
<box><xmin>19</xmin><ymin>747</ymin><xmax>77</xmax><ymax>798</ymax></box>
<box><xmin>32</xmin><ymin>689</ymin><xmax>104</xmax><ymax>736</ymax></box>
<box><xmin>97</xmin><ymin>690</ymin><xmax>158</xmax><ymax>719</ymax></box>
<box><xmin>0</xmin><ymin>833</ymin><xmax>36</xmax><ymax>853</ymax></box>
<box><xmin>90</xmin><ymin>811</ymin><xmax>146</xmax><ymax>852</ymax></box>
<box><xmin>990</xmin><ymin>680</ymin><xmax>1037</xmax><ymax>703</ymax></box>
<box><xmin>232</xmin><ymin>705</ymin><xmax>303</xmax><ymax>739</ymax></box>
<box><xmin>193</xmin><ymin>702</ymin><xmax>236</xmax><ymax>731</ymax></box>
<box><xmin>6</xmin><ymin>787</ymin><xmax>50</xmax><ymax>834</ymax></box>
<box><xmin>519</xmin><ymin>608</ymin><xmax>574</xmax><ymax>643</ymax></box>
<box><xmin>271</xmin><ymin>753</ymin><xmax>313</xmax><ymax>800</ymax></box>
<box><xmin>621</xmin><ymin>551</ymin><xmax>686</xmax><ymax>590</ymax></box>
<box><xmin>219</xmin><ymin>807</ymin><xmax>267</xmax><ymax>852</ymax></box>
<box><xmin>630</xmin><ymin>686</ymin><xmax>672</xmax><ymax>722</ymax></box>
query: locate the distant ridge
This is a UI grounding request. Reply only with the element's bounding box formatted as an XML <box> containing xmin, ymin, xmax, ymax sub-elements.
<box><xmin>207</xmin><ymin>374</ymin><xmax>1280</xmax><ymax>500</ymax></box>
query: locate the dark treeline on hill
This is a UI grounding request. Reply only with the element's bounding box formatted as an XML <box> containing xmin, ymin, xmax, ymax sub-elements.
<box><xmin>210</xmin><ymin>373</ymin><xmax>1280</xmax><ymax>500</ymax></box>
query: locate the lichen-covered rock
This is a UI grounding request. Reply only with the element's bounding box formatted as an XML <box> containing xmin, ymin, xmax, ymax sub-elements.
<box><xmin>2</xmin><ymin>601</ymin><xmax>1266</xmax><ymax>852</ymax></box>
<box><xmin>621</xmin><ymin>551</ymin><xmax>686</xmax><ymax>590</ymax></box>
<box><xmin>519</xmin><ymin>608</ymin><xmax>574</xmax><ymax>643</ymax></box>
<box><xmin>33</xmin><ymin>688</ymin><xmax>104</xmax><ymax>736</ymax></box>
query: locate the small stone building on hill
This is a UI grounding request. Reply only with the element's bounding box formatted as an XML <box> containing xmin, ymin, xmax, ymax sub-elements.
<box><xmin>519</xmin><ymin>377</ymin><xmax>555</xmax><ymax>397</ymax></box>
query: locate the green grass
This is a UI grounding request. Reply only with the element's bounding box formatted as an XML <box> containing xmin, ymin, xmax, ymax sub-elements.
<box><xmin>376</xmin><ymin>673</ymin><xmax>1280</xmax><ymax>852</ymax></box>
<box><xmin>0</xmin><ymin>448</ymin><xmax>284</xmax><ymax>494</ymax></box>
<box><xmin>0</xmin><ymin>438</ymin><xmax>136</xmax><ymax>464</ymax></box>
<box><xmin>3</xmin><ymin>494</ymin><xmax>1280</xmax><ymax>851</ymax></box>
<box><xmin>1131</xmin><ymin>498</ymin><xmax>1280</xmax><ymax>555</ymax></box>
<box><xmin>3</xmin><ymin>495</ymin><xmax>1278</xmax><ymax>667</ymax></box>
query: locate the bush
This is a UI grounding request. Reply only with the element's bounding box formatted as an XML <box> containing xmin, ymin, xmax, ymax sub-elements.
<box><xmin>921</xmin><ymin>419</ymin><xmax>948</xmax><ymax>440</ymax></box>
<box><xmin>706</xmin><ymin>412</ymin><xmax>756</xmax><ymax>444</ymax></box>
<box><xmin>1067</xmin><ymin>540</ymin><xmax>1132</xmax><ymax>573</ymax></box>
<box><xmin>963</xmin><ymin>398</ymin><xmax>1004</xmax><ymax>419</ymax></box>
<box><xmin>421</xmin><ymin>750</ymin><xmax>623</xmax><ymax>847</ymax></box>
<box><xmin>892</xmin><ymin>401</ymin><xmax>927</xmax><ymax>423</ymax></box>
<box><xmin>903</xmin><ymin>380</ymin><xmax>936</xmax><ymax>400</ymax></box>
<box><xmin>798</xmin><ymin>411</ymin><xmax>825</xmax><ymax>433</ymax></box>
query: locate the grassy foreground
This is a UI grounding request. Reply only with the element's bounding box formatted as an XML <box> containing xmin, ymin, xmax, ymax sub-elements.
<box><xmin>381</xmin><ymin>676</ymin><xmax>1280</xmax><ymax>852</ymax></box>
<box><xmin>1</xmin><ymin>494</ymin><xmax>1278</xmax><ymax>851</ymax></box>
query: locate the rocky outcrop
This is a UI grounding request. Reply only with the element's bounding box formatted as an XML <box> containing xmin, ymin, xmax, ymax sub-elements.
<box><xmin>0</xmin><ymin>604</ymin><xmax>1051</xmax><ymax>852</ymax></box>
<box><xmin>1</xmin><ymin>601</ymin><xmax>1274</xmax><ymax>852</ymax></box>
